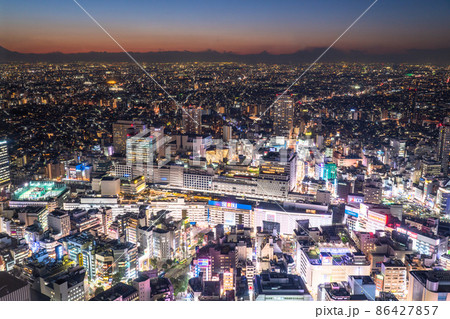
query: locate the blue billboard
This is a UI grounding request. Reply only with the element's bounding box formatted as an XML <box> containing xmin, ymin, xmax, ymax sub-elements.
<box><xmin>55</xmin><ymin>244</ymin><xmax>63</xmax><ymax>261</ymax></box>
<box><xmin>345</xmin><ymin>209</ymin><xmax>358</xmax><ymax>218</ymax></box>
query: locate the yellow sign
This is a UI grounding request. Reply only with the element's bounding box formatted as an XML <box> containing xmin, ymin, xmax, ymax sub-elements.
<box><xmin>78</xmin><ymin>253</ymin><xmax>84</xmax><ymax>266</ymax></box>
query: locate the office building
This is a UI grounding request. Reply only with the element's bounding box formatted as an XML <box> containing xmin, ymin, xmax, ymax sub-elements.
<box><xmin>183</xmin><ymin>169</ymin><xmax>213</xmax><ymax>191</ymax></box>
<box><xmin>152</xmin><ymin>228</ymin><xmax>175</xmax><ymax>260</ymax></box>
<box><xmin>18</xmin><ymin>206</ymin><xmax>49</xmax><ymax>231</ymax></box>
<box><xmin>207</xmin><ymin>199</ymin><xmax>253</xmax><ymax>229</ymax></box>
<box><xmin>121</xmin><ymin>176</ymin><xmax>146</xmax><ymax>194</ymax></box>
<box><xmin>390</xmin><ymin>138</ymin><xmax>407</xmax><ymax>158</ymax></box>
<box><xmin>39</xmin><ymin>266</ymin><xmax>86</xmax><ymax>301</ymax></box>
<box><xmin>126</xmin><ymin>129</ymin><xmax>157</xmax><ymax>181</ymax></box>
<box><xmin>100</xmin><ymin>176</ymin><xmax>121</xmax><ymax>196</ymax></box>
<box><xmin>45</xmin><ymin>162</ymin><xmax>65</xmax><ymax>180</ymax></box>
<box><xmin>363</xmin><ymin>180</ymin><xmax>383</xmax><ymax>204</ymax></box>
<box><xmin>62</xmin><ymin>233</ymin><xmax>97</xmax><ymax>280</ymax></box>
<box><xmin>435</xmin><ymin>186</ymin><xmax>450</xmax><ymax>216</ymax></box>
<box><xmin>0</xmin><ymin>140</ymin><xmax>10</xmax><ymax>189</ymax></box>
<box><xmin>380</xmin><ymin>258</ymin><xmax>407</xmax><ymax>300</ymax></box>
<box><xmin>48</xmin><ymin>209</ymin><xmax>71</xmax><ymax>238</ymax></box>
<box><xmin>182</xmin><ymin>106</ymin><xmax>202</xmax><ymax>135</ymax></box>
<box><xmin>113</xmin><ymin>120</ymin><xmax>147</xmax><ymax>155</ymax></box>
<box><xmin>272</xmin><ymin>94</ymin><xmax>294</xmax><ymax>138</ymax></box>
<box><xmin>421</xmin><ymin>160</ymin><xmax>442</xmax><ymax>177</ymax></box>
<box><xmin>437</xmin><ymin>117</ymin><xmax>450</xmax><ymax>175</ymax></box>
<box><xmin>259</xmin><ymin>149</ymin><xmax>297</xmax><ymax>192</ymax></box>
<box><xmin>297</xmin><ymin>246</ymin><xmax>371</xmax><ymax>297</ymax></box>
<box><xmin>132</xmin><ymin>274</ymin><xmax>152</xmax><ymax>301</ymax></box>
<box><xmin>394</xmin><ymin>225</ymin><xmax>448</xmax><ymax>258</ymax></box>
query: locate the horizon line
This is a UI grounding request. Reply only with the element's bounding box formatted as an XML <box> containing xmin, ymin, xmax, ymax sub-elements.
<box><xmin>2</xmin><ymin>45</ymin><xmax>450</xmax><ymax>56</ymax></box>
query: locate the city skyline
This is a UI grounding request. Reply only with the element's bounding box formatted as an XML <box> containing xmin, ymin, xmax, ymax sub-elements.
<box><xmin>1</xmin><ymin>0</ymin><xmax>450</xmax><ymax>309</ymax></box>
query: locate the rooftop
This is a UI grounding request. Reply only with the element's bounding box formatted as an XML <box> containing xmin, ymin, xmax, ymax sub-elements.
<box><xmin>0</xmin><ymin>272</ymin><xmax>29</xmax><ymax>298</ymax></box>
<box><xmin>90</xmin><ymin>283</ymin><xmax>137</xmax><ymax>301</ymax></box>
<box><xmin>256</xmin><ymin>272</ymin><xmax>309</xmax><ymax>296</ymax></box>
<box><xmin>410</xmin><ymin>270</ymin><xmax>450</xmax><ymax>293</ymax></box>
<box><xmin>12</xmin><ymin>181</ymin><xmax>67</xmax><ymax>201</ymax></box>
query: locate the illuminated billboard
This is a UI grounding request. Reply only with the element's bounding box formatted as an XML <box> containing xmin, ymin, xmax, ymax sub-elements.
<box><xmin>348</xmin><ymin>195</ymin><xmax>364</xmax><ymax>203</ymax></box>
<box><xmin>345</xmin><ymin>209</ymin><xmax>358</xmax><ymax>218</ymax></box>
<box><xmin>198</xmin><ymin>259</ymin><xmax>210</xmax><ymax>267</ymax></box>
<box><xmin>78</xmin><ymin>252</ymin><xmax>84</xmax><ymax>266</ymax></box>
<box><xmin>55</xmin><ymin>245</ymin><xmax>63</xmax><ymax>260</ymax></box>
<box><xmin>208</xmin><ymin>200</ymin><xmax>252</xmax><ymax>211</ymax></box>
<box><xmin>368</xmin><ymin>212</ymin><xmax>387</xmax><ymax>225</ymax></box>
<box><xmin>397</xmin><ymin>227</ymin><xmax>418</xmax><ymax>239</ymax></box>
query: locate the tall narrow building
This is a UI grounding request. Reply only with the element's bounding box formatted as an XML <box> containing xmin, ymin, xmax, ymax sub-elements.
<box><xmin>0</xmin><ymin>140</ymin><xmax>10</xmax><ymax>189</ymax></box>
<box><xmin>272</xmin><ymin>94</ymin><xmax>294</xmax><ymax>138</ymax></box>
<box><xmin>437</xmin><ymin>117</ymin><xmax>450</xmax><ymax>176</ymax></box>
<box><xmin>182</xmin><ymin>106</ymin><xmax>202</xmax><ymax>135</ymax></box>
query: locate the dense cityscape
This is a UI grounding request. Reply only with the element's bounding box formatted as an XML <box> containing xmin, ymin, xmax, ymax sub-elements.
<box><xmin>0</xmin><ymin>60</ymin><xmax>449</xmax><ymax>302</ymax></box>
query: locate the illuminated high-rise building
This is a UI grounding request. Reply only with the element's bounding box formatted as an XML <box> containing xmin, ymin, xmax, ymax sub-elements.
<box><xmin>259</xmin><ymin>149</ymin><xmax>298</xmax><ymax>192</ymax></box>
<box><xmin>182</xmin><ymin>106</ymin><xmax>202</xmax><ymax>135</ymax></box>
<box><xmin>113</xmin><ymin>120</ymin><xmax>147</xmax><ymax>155</ymax></box>
<box><xmin>272</xmin><ymin>94</ymin><xmax>294</xmax><ymax>138</ymax></box>
<box><xmin>437</xmin><ymin>117</ymin><xmax>450</xmax><ymax>176</ymax></box>
<box><xmin>0</xmin><ymin>140</ymin><xmax>10</xmax><ymax>188</ymax></box>
<box><xmin>126</xmin><ymin>129</ymin><xmax>156</xmax><ymax>181</ymax></box>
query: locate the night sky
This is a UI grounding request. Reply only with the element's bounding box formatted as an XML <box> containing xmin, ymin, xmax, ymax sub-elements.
<box><xmin>0</xmin><ymin>0</ymin><xmax>449</xmax><ymax>54</ymax></box>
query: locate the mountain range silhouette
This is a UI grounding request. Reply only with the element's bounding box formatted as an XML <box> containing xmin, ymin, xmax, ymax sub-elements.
<box><xmin>1</xmin><ymin>46</ymin><xmax>449</xmax><ymax>64</ymax></box>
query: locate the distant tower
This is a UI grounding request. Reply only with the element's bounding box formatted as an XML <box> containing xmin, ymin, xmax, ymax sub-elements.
<box><xmin>272</xmin><ymin>94</ymin><xmax>294</xmax><ymax>138</ymax></box>
<box><xmin>437</xmin><ymin>117</ymin><xmax>450</xmax><ymax>176</ymax></box>
<box><xmin>0</xmin><ymin>140</ymin><xmax>10</xmax><ymax>189</ymax></box>
<box><xmin>182</xmin><ymin>106</ymin><xmax>202</xmax><ymax>135</ymax></box>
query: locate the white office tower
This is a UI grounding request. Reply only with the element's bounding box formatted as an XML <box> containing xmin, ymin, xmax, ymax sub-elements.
<box><xmin>126</xmin><ymin>129</ymin><xmax>156</xmax><ymax>181</ymax></box>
